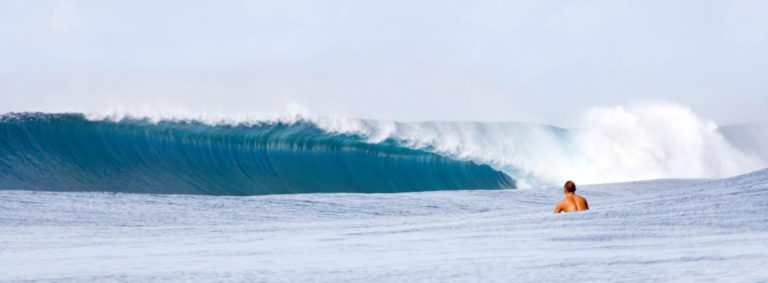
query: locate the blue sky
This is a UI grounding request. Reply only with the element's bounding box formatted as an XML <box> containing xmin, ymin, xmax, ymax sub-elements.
<box><xmin>1</xmin><ymin>0</ymin><xmax>766</xmax><ymax>126</ymax></box>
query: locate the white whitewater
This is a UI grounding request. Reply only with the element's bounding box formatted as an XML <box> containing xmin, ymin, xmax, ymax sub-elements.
<box><xmin>2</xmin><ymin>168</ymin><xmax>767</xmax><ymax>282</ymax></box>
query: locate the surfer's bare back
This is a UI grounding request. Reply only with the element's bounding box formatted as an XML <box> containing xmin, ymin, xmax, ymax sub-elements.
<box><xmin>553</xmin><ymin>180</ymin><xmax>589</xmax><ymax>213</ymax></box>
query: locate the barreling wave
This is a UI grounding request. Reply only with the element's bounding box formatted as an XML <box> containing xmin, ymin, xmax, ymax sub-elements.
<box><xmin>1</xmin><ymin>103</ymin><xmax>765</xmax><ymax>194</ymax></box>
<box><xmin>0</xmin><ymin>113</ymin><xmax>514</xmax><ymax>195</ymax></box>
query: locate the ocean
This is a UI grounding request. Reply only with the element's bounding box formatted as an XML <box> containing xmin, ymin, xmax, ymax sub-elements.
<box><xmin>1</xmin><ymin>111</ymin><xmax>767</xmax><ymax>282</ymax></box>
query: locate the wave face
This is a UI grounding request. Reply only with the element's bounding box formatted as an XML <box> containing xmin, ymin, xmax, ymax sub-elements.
<box><xmin>0</xmin><ymin>113</ymin><xmax>514</xmax><ymax>195</ymax></box>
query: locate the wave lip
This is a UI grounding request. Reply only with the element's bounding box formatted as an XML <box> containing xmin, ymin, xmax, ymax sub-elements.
<box><xmin>0</xmin><ymin>113</ymin><xmax>515</xmax><ymax>195</ymax></box>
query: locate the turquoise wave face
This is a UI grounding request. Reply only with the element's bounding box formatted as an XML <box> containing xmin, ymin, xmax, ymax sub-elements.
<box><xmin>0</xmin><ymin>113</ymin><xmax>515</xmax><ymax>195</ymax></box>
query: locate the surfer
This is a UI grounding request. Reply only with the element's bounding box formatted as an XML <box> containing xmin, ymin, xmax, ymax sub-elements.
<box><xmin>553</xmin><ymin>180</ymin><xmax>589</xmax><ymax>213</ymax></box>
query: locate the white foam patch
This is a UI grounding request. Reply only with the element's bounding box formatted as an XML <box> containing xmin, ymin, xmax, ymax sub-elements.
<box><xmin>573</xmin><ymin>103</ymin><xmax>763</xmax><ymax>183</ymax></box>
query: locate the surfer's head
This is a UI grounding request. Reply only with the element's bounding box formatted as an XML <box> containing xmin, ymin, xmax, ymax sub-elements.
<box><xmin>564</xmin><ymin>180</ymin><xmax>576</xmax><ymax>194</ymax></box>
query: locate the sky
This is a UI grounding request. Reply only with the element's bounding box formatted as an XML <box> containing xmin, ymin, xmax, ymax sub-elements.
<box><xmin>1</xmin><ymin>0</ymin><xmax>766</xmax><ymax>126</ymax></box>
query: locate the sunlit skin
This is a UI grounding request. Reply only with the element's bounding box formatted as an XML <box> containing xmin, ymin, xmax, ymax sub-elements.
<box><xmin>554</xmin><ymin>180</ymin><xmax>589</xmax><ymax>213</ymax></box>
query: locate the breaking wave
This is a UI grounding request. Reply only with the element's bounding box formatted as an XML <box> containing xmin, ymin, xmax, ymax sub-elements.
<box><xmin>0</xmin><ymin>113</ymin><xmax>514</xmax><ymax>195</ymax></box>
<box><xmin>0</xmin><ymin>103</ymin><xmax>765</xmax><ymax>194</ymax></box>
